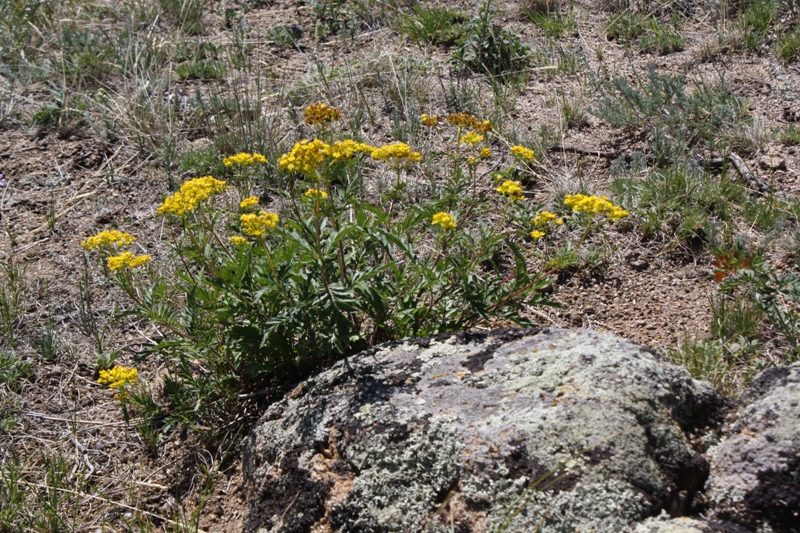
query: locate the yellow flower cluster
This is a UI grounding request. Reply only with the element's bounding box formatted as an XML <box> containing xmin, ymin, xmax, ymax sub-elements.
<box><xmin>496</xmin><ymin>180</ymin><xmax>525</xmax><ymax>201</ymax></box>
<box><xmin>305</xmin><ymin>188</ymin><xmax>329</xmax><ymax>199</ymax></box>
<box><xmin>460</xmin><ymin>131</ymin><xmax>484</xmax><ymax>147</ymax></box>
<box><xmin>532</xmin><ymin>211</ymin><xmax>564</xmax><ymax>226</ymax></box>
<box><xmin>229</xmin><ymin>235</ymin><xmax>249</xmax><ymax>246</ymax></box>
<box><xmin>472</xmin><ymin>120</ymin><xmax>493</xmax><ymax>134</ymax></box>
<box><xmin>331</xmin><ymin>139</ymin><xmax>374</xmax><ymax>160</ymax></box>
<box><xmin>157</xmin><ymin>176</ymin><xmax>228</xmax><ymax>216</ymax></box>
<box><xmin>240</xmin><ymin>196</ymin><xmax>259</xmax><ymax>209</ymax></box>
<box><xmin>511</xmin><ymin>145</ymin><xmax>536</xmax><ymax>162</ymax></box>
<box><xmin>107</xmin><ymin>251</ymin><xmax>152</xmax><ymax>271</ymax></box>
<box><xmin>371</xmin><ymin>143</ymin><xmax>421</xmax><ymax>164</ymax></box>
<box><xmin>564</xmin><ymin>194</ymin><xmax>629</xmax><ymax>221</ymax></box>
<box><xmin>530</xmin><ymin>230</ymin><xmax>546</xmax><ymax>240</ymax></box>
<box><xmin>240</xmin><ymin>211</ymin><xmax>279</xmax><ymax>237</ymax></box>
<box><xmin>304</xmin><ymin>103</ymin><xmax>341</xmax><ymax>125</ymax></box>
<box><xmin>279</xmin><ymin>139</ymin><xmax>375</xmax><ymax>174</ymax></box>
<box><xmin>223</xmin><ymin>152</ymin><xmax>267</xmax><ymax>167</ymax></box>
<box><xmin>81</xmin><ymin>230</ymin><xmax>136</xmax><ymax>251</ymax></box>
<box><xmin>97</xmin><ymin>366</ymin><xmax>138</xmax><ymax>401</ymax></box>
<box><xmin>279</xmin><ymin>139</ymin><xmax>331</xmax><ymax>174</ymax></box>
<box><xmin>432</xmin><ymin>212</ymin><xmax>456</xmax><ymax>229</ymax></box>
<box><xmin>421</xmin><ymin>114</ymin><xmax>441</xmax><ymax>127</ymax></box>
<box><xmin>480</xmin><ymin>147</ymin><xmax>491</xmax><ymax>158</ymax></box>
<box><xmin>445</xmin><ymin>114</ymin><xmax>493</xmax><ymax>133</ymax></box>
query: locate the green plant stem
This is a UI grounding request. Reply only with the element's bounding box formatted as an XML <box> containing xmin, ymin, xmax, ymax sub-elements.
<box><xmin>258</xmin><ymin>237</ymin><xmax>292</xmax><ymax>305</ymax></box>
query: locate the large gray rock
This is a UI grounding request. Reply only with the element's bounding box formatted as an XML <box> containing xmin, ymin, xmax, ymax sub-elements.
<box><xmin>706</xmin><ymin>363</ymin><xmax>800</xmax><ymax>533</ymax></box>
<box><xmin>632</xmin><ymin>513</ymin><xmax>753</xmax><ymax>533</ymax></box>
<box><xmin>242</xmin><ymin>328</ymin><xmax>724</xmax><ymax>533</ymax></box>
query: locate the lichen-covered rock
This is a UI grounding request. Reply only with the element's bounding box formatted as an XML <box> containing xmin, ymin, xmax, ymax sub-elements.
<box><xmin>706</xmin><ymin>363</ymin><xmax>800</xmax><ymax>533</ymax></box>
<box><xmin>631</xmin><ymin>514</ymin><xmax>749</xmax><ymax>533</ymax></box>
<box><xmin>242</xmin><ymin>329</ymin><xmax>724</xmax><ymax>533</ymax></box>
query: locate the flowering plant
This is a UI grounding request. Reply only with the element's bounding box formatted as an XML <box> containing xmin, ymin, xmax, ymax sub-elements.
<box><xmin>84</xmin><ymin>105</ymin><xmax>556</xmax><ymax>440</ymax></box>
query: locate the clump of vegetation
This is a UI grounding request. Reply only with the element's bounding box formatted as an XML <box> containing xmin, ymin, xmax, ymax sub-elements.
<box><xmin>777</xmin><ymin>26</ymin><xmax>800</xmax><ymax>62</ymax></box>
<box><xmin>605</xmin><ymin>12</ymin><xmax>684</xmax><ymax>55</ymax></box>
<box><xmin>593</xmin><ymin>64</ymin><xmax>751</xmax><ymax>161</ymax></box>
<box><xmin>159</xmin><ymin>0</ymin><xmax>205</xmax><ymax>35</ymax></box>
<box><xmin>452</xmin><ymin>0</ymin><xmax>530</xmax><ymax>82</ymax></box>
<box><xmin>741</xmin><ymin>0</ymin><xmax>777</xmax><ymax>51</ymax></box>
<box><xmin>79</xmin><ymin>105</ymin><xmax>632</xmax><ymax>442</ymax></box>
<box><xmin>397</xmin><ymin>5</ymin><xmax>469</xmax><ymax>46</ymax></box>
<box><xmin>266</xmin><ymin>24</ymin><xmax>304</xmax><ymax>47</ymax></box>
<box><xmin>175</xmin><ymin>59</ymin><xmax>226</xmax><ymax>80</ymax></box>
<box><xmin>610</xmin><ymin>162</ymin><xmax>747</xmax><ymax>244</ymax></box>
<box><xmin>527</xmin><ymin>9</ymin><xmax>576</xmax><ymax>39</ymax></box>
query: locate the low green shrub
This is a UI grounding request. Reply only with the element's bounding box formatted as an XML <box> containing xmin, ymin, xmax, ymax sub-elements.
<box><xmin>82</xmin><ymin>107</ymin><xmax>570</xmax><ymax>442</ymax></box>
<box><xmin>777</xmin><ymin>26</ymin><xmax>800</xmax><ymax>62</ymax></box>
<box><xmin>741</xmin><ymin>0</ymin><xmax>777</xmax><ymax>51</ymax></box>
<box><xmin>57</xmin><ymin>25</ymin><xmax>117</xmax><ymax>87</ymax></box>
<box><xmin>159</xmin><ymin>0</ymin><xmax>205</xmax><ymax>35</ymax></box>
<box><xmin>719</xmin><ymin>249</ymin><xmax>800</xmax><ymax>358</ymax></box>
<box><xmin>779</xmin><ymin>124</ymin><xmax>800</xmax><ymax>144</ymax></box>
<box><xmin>397</xmin><ymin>5</ymin><xmax>469</xmax><ymax>46</ymax></box>
<box><xmin>527</xmin><ymin>10</ymin><xmax>576</xmax><ymax>39</ymax></box>
<box><xmin>610</xmin><ymin>162</ymin><xmax>747</xmax><ymax>243</ymax></box>
<box><xmin>452</xmin><ymin>0</ymin><xmax>530</xmax><ymax>82</ymax></box>
<box><xmin>80</xmin><ymin>106</ymin><xmax>634</xmax><ymax>443</ymax></box>
<box><xmin>0</xmin><ymin>352</ymin><xmax>32</xmax><ymax>393</ymax></box>
<box><xmin>592</xmin><ymin>64</ymin><xmax>750</xmax><ymax>160</ymax></box>
<box><xmin>175</xmin><ymin>60</ymin><xmax>226</xmax><ymax>80</ymax></box>
<box><xmin>266</xmin><ymin>24</ymin><xmax>304</xmax><ymax>47</ymax></box>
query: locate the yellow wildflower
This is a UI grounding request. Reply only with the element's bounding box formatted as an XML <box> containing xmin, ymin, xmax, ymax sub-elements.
<box><xmin>240</xmin><ymin>211</ymin><xmax>279</xmax><ymax>237</ymax></box>
<box><xmin>331</xmin><ymin>139</ymin><xmax>374</xmax><ymax>160</ymax></box>
<box><xmin>371</xmin><ymin>143</ymin><xmax>421</xmax><ymax>164</ymax></box>
<box><xmin>493</xmin><ymin>173</ymin><xmax>505</xmax><ymax>182</ymax></box>
<box><xmin>421</xmin><ymin>114</ymin><xmax>441</xmax><ymax>127</ymax></box>
<box><xmin>532</xmin><ymin>211</ymin><xmax>564</xmax><ymax>226</ymax></box>
<box><xmin>473</xmin><ymin>120</ymin><xmax>493</xmax><ymax>134</ymax></box>
<box><xmin>511</xmin><ymin>145</ymin><xmax>536</xmax><ymax>162</ymax></box>
<box><xmin>157</xmin><ymin>176</ymin><xmax>228</xmax><ymax>216</ymax></box>
<box><xmin>530</xmin><ymin>230</ymin><xmax>546</xmax><ymax>240</ymax></box>
<box><xmin>304</xmin><ymin>103</ymin><xmax>341</xmax><ymax>125</ymax></box>
<box><xmin>107</xmin><ymin>252</ymin><xmax>152</xmax><ymax>271</ymax></box>
<box><xmin>460</xmin><ymin>131</ymin><xmax>484</xmax><ymax>147</ymax></box>
<box><xmin>446</xmin><ymin>113</ymin><xmax>477</xmax><ymax>129</ymax></box>
<box><xmin>229</xmin><ymin>235</ymin><xmax>249</xmax><ymax>246</ymax></box>
<box><xmin>432</xmin><ymin>212</ymin><xmax>456</xmax><ymax>229</ymax></box>
<box><xmin>564</xmin><ymin>194</ymin><xmax>628</xmax><ymax>221</ymax></box>
<box><xmin>240</xmin><ymin>196</ymin><xmax>259</xmax><ymax>209</ymax></box>
<box><xmin>98</xmin><ymin>366</ymin><xmax>138</xmax><ymax>401</ymax></box>
<box><xmin>444</xmin><ymin>113</ymin><xmax>493</xmax><ymax>133</ymax></box>
<box><xmin>278</xmin><ymin>139</ymin><xmax>332</xmax><ymax>175</ymax></box>
<box><xmin>223</xmin><ymin>152</ymin><xmax>267</xmax><ymax>167</ymax></box>
<box><xmin>496</xmin><ymin>180</ymin><xmax>525</xmax><ymax>201</ymax></box>
<box><xmin>81</xmin><ymin>230</ymin><xmax>136</xmax><ymax>251</ymax></box>
<box><xmin>607</xmin><ymin>205</ymin><xmax>630</xmax><ymax>222</ymax></box>
<box><xmin>480</xmin><ymin>147</ymin><xmax>491</xmax><ymax>158</ymax></box>
<box><xmin>305</xmin><ymin>188</ymin><xmax>329</xmax><ymax>199</ymax></box>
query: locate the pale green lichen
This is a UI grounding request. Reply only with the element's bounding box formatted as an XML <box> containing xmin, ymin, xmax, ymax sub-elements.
<box><xmin>333</xmin><ymin>418</ymin><xmax>461</xmax><ymax>532</ymax></box>
<box><xmin>488</xmin><ymin>479</ymin><xmax>649</xmax><ymax>533</ymax></box>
